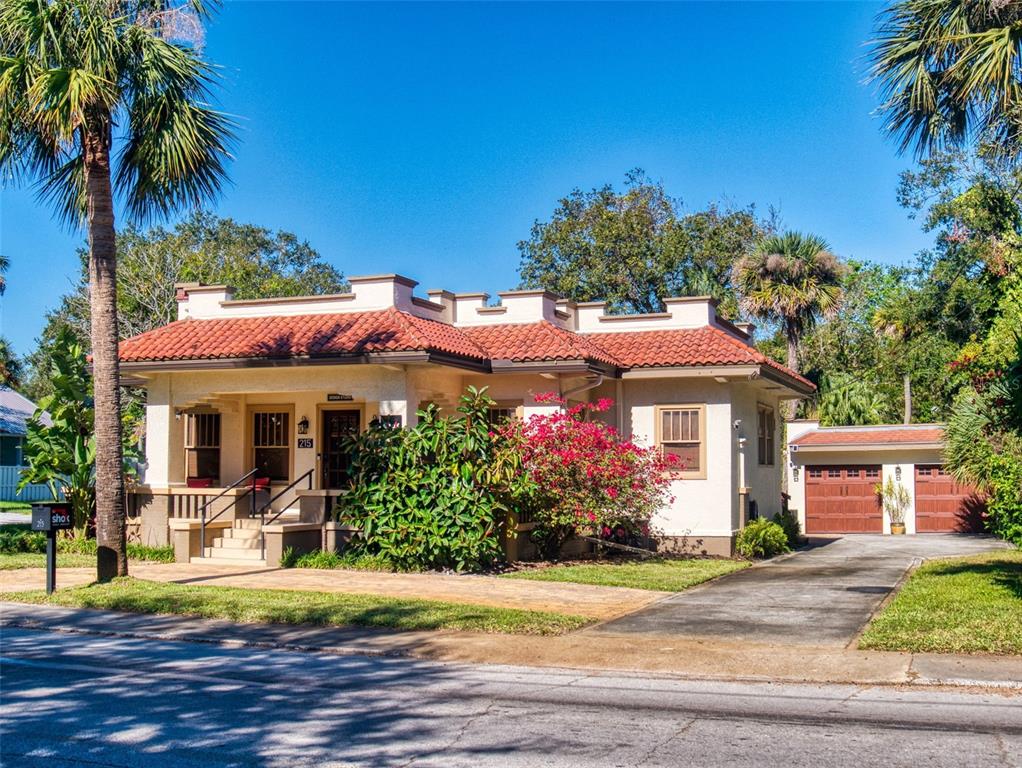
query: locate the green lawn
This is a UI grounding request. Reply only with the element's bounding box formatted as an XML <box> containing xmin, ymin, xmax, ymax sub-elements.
<box><xmin>859</xmin><ymin>550</ymin><xmax>1022</xmax><ymax>655</ymax></box>
<box><xmin>0</xmin><ymin>552</ymin><xmax>99</xmax><ymax>570</ymax></box>
<box><xmin>0</xmin><ymin>577</ymin><xmax>590</xmax><ymax>635</ymax></box>
<box><xmin>0</xmin><ymin>502</ymin><xmax>31</xmax><ymax>513</ymax></box>
<box><xmin>502</xmin><ymin>557</ymin><xmax>749</xmax><ymax>592</ymax></box>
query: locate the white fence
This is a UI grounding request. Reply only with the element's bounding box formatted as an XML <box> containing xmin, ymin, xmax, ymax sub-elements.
<box><xmin>0</xmin><ymin>466</ymin><xmax>60</xmax><ymax>503</ymax></box>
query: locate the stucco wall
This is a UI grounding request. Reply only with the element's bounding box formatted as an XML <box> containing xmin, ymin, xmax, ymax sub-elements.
<box><xmin>730</xmin><ymin>383</ymin><xmax>784</xmax><ymax>524</ymax></box>
<box><xmin>140</xmin><ymin>363</ymin><xmax>791</xmax><ymax>539</ymax></box>
<box><xmin>613</xmin><ymin>378</ymin><xmax>736</xmax><ymax>539</ymax></box>
<box><xmin>786</xmin><ymin>446</ymin><xmax>944</xmax><ymax>534</ymax></box>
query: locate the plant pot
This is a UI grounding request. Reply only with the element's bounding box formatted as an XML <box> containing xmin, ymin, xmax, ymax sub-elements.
<box><xmin>890</xmin><ymin>523</ymin><xmax>906</xmax><ymax>535</ymax></box>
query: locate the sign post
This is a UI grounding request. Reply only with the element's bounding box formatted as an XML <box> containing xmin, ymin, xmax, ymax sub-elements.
<box><xmin>31</xmin><ymin>503</ymin><xmax>73</xmax><ymax>594</ymax></box>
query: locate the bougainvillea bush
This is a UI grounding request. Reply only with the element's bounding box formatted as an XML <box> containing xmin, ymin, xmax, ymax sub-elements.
<box><xmin>500</xmin><ymin>394</ymin><xmax>679</xmax><ymax>558</ymax></box>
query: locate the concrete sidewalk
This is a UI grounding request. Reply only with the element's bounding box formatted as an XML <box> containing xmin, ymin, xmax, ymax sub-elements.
<box><xmin>0</xmin><ymin>562</ymin><xmax>667</xmax><ymax>620</ymax></box>
<box><xmin>2</xmin><ymin>602</ymin><xmax>1019</xmax><ymax>690</ymax></box>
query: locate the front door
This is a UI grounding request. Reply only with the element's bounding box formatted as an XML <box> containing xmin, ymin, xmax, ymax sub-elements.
<box><xmin>321</xmin><ymin>410</ymin><xmax>360</xmax><ymax>488</ymax></box>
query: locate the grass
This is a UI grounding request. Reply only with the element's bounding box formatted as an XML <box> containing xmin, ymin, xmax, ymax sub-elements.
<box><xmin>0</xmin><ymin>552</ymin><xmax>99</xmax><ymax>569</ymax></box>
<box><xmin>502</xmin><ymin>557</ymin><xmax>749</xmax><ymax>592</ymax></box>
<box><xmin>0</xmin><ymin>577</ymin><xmax>589</xmax><ymax>635</ymax></box>
<box><xmin>0</xmin><ymin>501</ymin><xmax>31</xmax><ymax>513</ymax></box>
<box><xmin>859</xmin><ymin>550</ymin><xmax>1022</xmax><ymax>656</ymax></box>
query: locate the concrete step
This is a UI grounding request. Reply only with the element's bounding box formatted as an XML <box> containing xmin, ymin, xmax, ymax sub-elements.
<box><xmin>232</xmin><ymin>518</ymin><xmax>264</xmax><ymax>531</ymax></box>
<box><xmin>223</xmin><ymin>527</ymin><xmax>261</xmax><ymax>540</ymax></box>
<box><xmin>203</xmin><ymin>546</ymin><xmax>264</xmax><ymax>560</ymax></box>
<box><xmin>191</xmin><ymin>555</ymin><xmax>268</xmax><ymax>567</ymax></box>
<box><xmin>213</xmin><ymin>537</ymin><xmax>262</xmax><ymax>550</ymax></box>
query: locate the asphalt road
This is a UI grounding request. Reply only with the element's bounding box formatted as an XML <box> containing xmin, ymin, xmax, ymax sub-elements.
<box><xmin>1</xmin><ymin>626</ymin><xmax>1019</xmax><ymax>768</ymax></box>
<box><xmin>596</xmin><ymin>534</ymin><xmax>1010</xmax><ymax>645</ymax></box>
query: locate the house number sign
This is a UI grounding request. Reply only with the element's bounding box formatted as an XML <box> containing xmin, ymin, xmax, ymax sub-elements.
<box><xmin>297</xmin><ymin>438</ymin><xmax>314</xmax><ymax>449</ymax></box>
<box><xmin>327</xmin><ymin>393</ymin><xmax>353</xmax><ymax>402</ymax></box>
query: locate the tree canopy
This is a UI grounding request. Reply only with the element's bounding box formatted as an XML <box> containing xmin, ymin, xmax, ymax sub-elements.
<box><xmin>517</xmin><ymin>169</ymin><xmax>768</xmax><ymax>317</ymax></box>
<box><xmin>23</xmin><ymin>211</ymin><xmax>346</xmax><ymax>400</ymax></box>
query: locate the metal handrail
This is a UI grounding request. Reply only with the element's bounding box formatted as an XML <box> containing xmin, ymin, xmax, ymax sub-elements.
<box><xmin>257</xmin><ymin>469</ymin><xmax>315</xmax><ymax>560</ymax></box>
<box><xmin>199</xmin><ymin>468</ymin><xmax>259</xmax><ymax>554</ymax></box>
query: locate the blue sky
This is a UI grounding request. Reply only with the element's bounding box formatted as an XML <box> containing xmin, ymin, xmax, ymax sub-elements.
<box><xmin>1</xmin><ymin>1</ymin><xmax>931</xmax><ymax>357</ymax></box>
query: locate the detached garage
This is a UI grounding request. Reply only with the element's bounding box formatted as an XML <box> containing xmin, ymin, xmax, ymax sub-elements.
<box><xmin>786</xmin><ymin>422</ymin><xmax>984</xmax><ymax>535</ymax></box>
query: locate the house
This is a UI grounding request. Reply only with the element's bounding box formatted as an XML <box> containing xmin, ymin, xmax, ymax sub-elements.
<box><xmin>785</xmin><ymin>421</ymin><xmax>983</xmax><ymax>535</ymax></box>
<box><xmin>0</xmin><ymin>385</ymin><xmax>54</xmax><ymax>502</ymax></box>
<box><xmin>119</xmin><ymin>273</ymin><xmax>814</xmax><ymax>563</ymax></box>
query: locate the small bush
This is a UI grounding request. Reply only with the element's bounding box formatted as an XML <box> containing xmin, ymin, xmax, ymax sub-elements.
<box><xmin>0</xmin><ymin>528</ymin><xmax>173</xmax><ymax>562</ymax></box>
<box><xmin>0</xmin><ymin>526</ymin><xmax>45</xmax><ymax>554</ymax></box>
<box><xmin>280</xmin><ymin>548</ymin><xmax>402</xmax><ymax>571</ymax></box>
<box><xmin>772</xmin><ymin>510</ymin><xmax>801</xmax><ymax>549</ymax></box>
<box><xmin>736</xmin><ymin>519</ymin><xmax>790</xmax><ymax>559</ymax></box>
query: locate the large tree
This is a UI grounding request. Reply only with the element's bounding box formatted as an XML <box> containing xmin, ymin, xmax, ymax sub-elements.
<box><xmin>1</xmin><ymin>0</ymin><xmax>233</xmax><ymax>580</ymax></box>
<box><xmin>517</xmin><ymin>170</ymin><xmax>767</xmax><ymax>317</ymax></box>
<box><xmin>732</xmin><ymin>232</ymin><xmax>846</xmax><ymax>380</ymax></box>
<box><xmin>871</xmin><ymin>0</ymin><xmax>1022</xmax><ymax>159</ymax></box>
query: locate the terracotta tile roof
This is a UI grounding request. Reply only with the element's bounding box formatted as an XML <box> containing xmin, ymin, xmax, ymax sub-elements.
<box><xmin>118</xmin><ymin>311</ymin><xmax>813</xmax><ymax>391</ymax></box>
<box><xmin>792</xmin><ymin>426</ymin><xmax>945</xmax><ymax>447</ymax></box>
<box><xmin>589</xmin><ymin>326</ymin><xmax>816</xmax><ymax>389</ymax></box>
<box><xmin>462</xmin><ymin>322</ymin><xmax>619</xmax><ymax>367</ymax></box>
<box><xmin>118</xmin><ymin>309</ymin><xmax>487</xmax><ymax>363</ymax></box>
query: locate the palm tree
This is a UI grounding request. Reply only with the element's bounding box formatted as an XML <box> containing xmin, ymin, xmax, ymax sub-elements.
<box><xmin>0</xmin><ymin>255</ymin><xmax>8</xmax><ymax>295</ymax></box>
<box><xmin>870</xmin><ymin>0</ymin><xmax>1022</xmax><ymax>158</ymax></box>
<box><xmin>733</xmin><ymin>231</ymin><xmax>845</xmax><ymax>380</ymax></box>
<box><xmin>0</xmin><ymin>0</ymin><xmax>233</xmax><ymax>580</ymax></box>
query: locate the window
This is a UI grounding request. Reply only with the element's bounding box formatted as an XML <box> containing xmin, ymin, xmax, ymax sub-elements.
<box><xmin>378</xmin><ymin>414</ymin><xmax>403</xmax><ymax>429</ymax></box>
<box><xmin>828</xmin><ymin>469</ymin><xmax>842</xmax><ymax>479</ymax></box>
<box><xmin>252</xmin><ymin>411</ymin><xmax>290</xmax><ymax>483</ymax></box>
<box><xmin>185</xmin><ymin>412</ymin><xmax>220</xmax><ymax>481</ymax></box>
<box><xmin>808</xmin><ymin>468</ymin><xmax>823</xmax><ymax>478</ymax></box>
<box><xmin>757</xmin><ymin>405</ymin><xmax>775</xmax><ymax>466</ymax></box>
<box><xmin>864</xmin><ymin>467</ymin><xmax>880</xmax><ymax>479</ymax></box>
<box><xmin>488</xmin><ymin>403</ymin><xmax>522</xmax><ymax>425</ymax></box>
<box><xmin>656</xmin><ymin>405</ymin><xmax>704</xmax><ymax>476</ymax></box>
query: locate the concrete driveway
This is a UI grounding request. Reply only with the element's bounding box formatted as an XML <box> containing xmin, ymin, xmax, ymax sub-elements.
<box><xmin>591</xmin><ymin>535</ymin><xmax>1011</xmax><ymax>647</ymax></box>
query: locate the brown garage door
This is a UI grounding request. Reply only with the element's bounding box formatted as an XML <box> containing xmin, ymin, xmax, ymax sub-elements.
<box><xmin>915</xmin><ymin>465</ymin><xmax>984</xmax><ymax>532</ymax></box>
<box><xmin>806</xmin><ymin>465</ymin><xmax>883</xmax><ymax>533</ymax></box>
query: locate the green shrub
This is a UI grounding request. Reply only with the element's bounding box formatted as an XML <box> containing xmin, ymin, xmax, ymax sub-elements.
<box><xmin>335</xmin><ymin>387</ymin><xmax>526</xmax><ymax>572</ymax></box>
<box><xmin>0</xmin><ymin>527</ymin><xmax>173</xmax><ymax>562</ymax></box>
<box><xmin>0</xmin><ymin>526</ymin><xmax>46</xmax><ymax>554</ymax></box>
<box><xmin>772</xmin><ymin>510</ymin><xmax>801</xmax><ymax>549</ymax></box>
<box><xmin>736</xmin><ymin>519</ymin><xmax>790</xmax><ymax>559</ymax></box>
<box><xmin>280</xmin><ymin>548</ymin><xmax>398</xmax><ymax>571</ymax></box>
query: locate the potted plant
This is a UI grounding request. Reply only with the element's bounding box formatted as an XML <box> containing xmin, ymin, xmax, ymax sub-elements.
<box><xmin>876</xmin><ymin>476</ymin><xmax>910</xmax><ymax>535</ymax></box>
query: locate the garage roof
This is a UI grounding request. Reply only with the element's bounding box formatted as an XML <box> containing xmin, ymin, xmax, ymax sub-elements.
<box><xmin>791</xmin><ymin>424</ymin><xmax>945</xmax><ymax>449</ymax></box>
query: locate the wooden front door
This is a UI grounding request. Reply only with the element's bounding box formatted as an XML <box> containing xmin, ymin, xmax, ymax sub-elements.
<box><xmin>805</xmin><ymin>465</ymin><xmax>883</xmax><ymax>533</ymax></box>
<box><xmin>321</xmin><ymin>410</ymin><xmax>360</xmax><ymax>489</ymax></box>
<box><xmin>914</xmin><ymin>464</ymin><xmax>984</xmax><ymax>532</ymax></box>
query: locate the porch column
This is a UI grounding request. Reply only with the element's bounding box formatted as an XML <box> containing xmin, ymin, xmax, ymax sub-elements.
<box><xmin>144</xmin><ymin>375</ymin><xmax>174</xmax><ymax>487</ymax></box>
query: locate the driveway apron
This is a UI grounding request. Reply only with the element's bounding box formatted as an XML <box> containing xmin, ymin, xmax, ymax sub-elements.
<box><xmin>590</xmin><ymin>535</ymin><xmax>1010</xmax><ymax>647</ymax></box>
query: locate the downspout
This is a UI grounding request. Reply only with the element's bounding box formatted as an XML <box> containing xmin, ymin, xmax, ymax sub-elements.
<box><xmin>560</xmin><ymin>373</ymin><xmax>604</xmax><ymax>401</ymax></box>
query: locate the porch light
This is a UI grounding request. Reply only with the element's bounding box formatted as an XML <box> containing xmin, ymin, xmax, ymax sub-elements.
<box><xmin>298</xmin><ymin>416</ymin><xmax>310</xmax><ymax>435</ymax></box>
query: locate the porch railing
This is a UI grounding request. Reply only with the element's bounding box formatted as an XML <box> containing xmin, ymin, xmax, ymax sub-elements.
<box><xmin>199</xmin><ymin>469</ymin><xmax>259</xmax><ymax>555</ymax></box>
<box><xmin>257</xmin><ymin>468</ymin><xmax>314</xmax><ymax>561</ymax></box>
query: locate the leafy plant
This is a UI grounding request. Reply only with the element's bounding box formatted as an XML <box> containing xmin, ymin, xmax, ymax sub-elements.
<box><xmin>735</xmin><ymin>519</ymin><xmax>790</xmax><ymax>559</ymax></box>
<box><xmin>335</xmin><ymin>387</ymin><xmax>526</xmax><ymax>572</ymax></box>
<box><xmin>498</xmin><ymin>394</ymin><xmax>677</xmax><ymax>559</ymax></box>
<box><xmin>18</xmin><ymin>328</ymin><xmax>96</xmax><ymax>532</ymax></box>
<box><xmin>771</xmin><ymin>510</ymin><xmax>801</xmax><ymax>549</ymax></box>
<box><xmin>279</xmin><ymin>548</ymin><xmax>397</xmax><ymax>571</ymax></box>
<box><xmin>945</xmin><ymin>336</ymin><xmax>1022</xmax><ymax>546</ymax></box>
<box><xmin>876</xmin><ymin>477</ymin><xmax>911</xmax><ymax>526</ymax></box>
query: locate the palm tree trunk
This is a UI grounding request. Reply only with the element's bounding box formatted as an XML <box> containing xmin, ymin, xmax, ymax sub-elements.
<box><xmin>83</xmin><ymin>120</ymin><xmax>127</xmax><ymax>581</ymax></box>
<box><xmin>784</xmin><ymin>333</ymin><xmax>799</xmax><ymax>421</ymax></box>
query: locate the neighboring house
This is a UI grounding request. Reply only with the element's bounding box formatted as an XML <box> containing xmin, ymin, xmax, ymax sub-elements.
<box><xmin>0</xmin><ymin>385</ymin><xmax>54</xmax><ymax>502</ymax></box>
<box><xmin>786</xmin><ymin>421</ymin><xmax>983</xmax><ymax>536</ymax></box>
<box><xmin>119</xmin><ymin>274</ymin><xmax>813</xmax><ymax>562</ymax></box>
